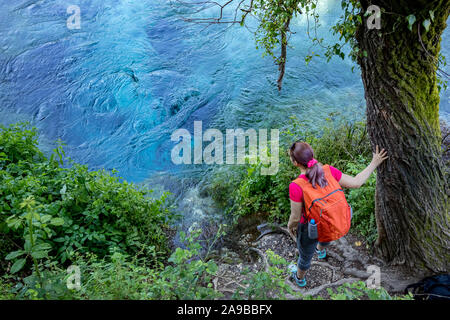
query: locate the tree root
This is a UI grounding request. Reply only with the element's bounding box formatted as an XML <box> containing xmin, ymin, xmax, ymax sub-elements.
<box><xmin>326</xmin><ymin>249</ymin><xmax>345</xmax><ymax>262</ymax></box>
<box><xmin>343</xmin><ymin>267</ymin><xmax>370</xmax><ymax>279</ymax></box>
<box><xmin>228</xmin><ymin>223</ymin><xmax>421</xmax><ymax>298</ymax></box>
<box><xmin>255</xmin><ymin>223</ymin><xmax>296</xmax><ymax>243</ymax></box>
<box><xmin>217</xmin><ymin>288</ymin><xmax>237</xmax><ymax>294</ymax></box>
<box><xmin>302</xmin><ymin>277</ymin><xmax>361</xmax><ymax>297</ymax></box>
<box><xmin>285</xmin><ymin>277</ymin><xmax>361</xmax><ymax>298</ymax></box>
<box><xmin>337</xmin><ymin>237</ymin><xmax>369</xmax><ymax>267</ymax></box>
<box><xmin>248</xmin><ymin>247</ymin><xmax>269</xmax><ymax>272</ymax></box>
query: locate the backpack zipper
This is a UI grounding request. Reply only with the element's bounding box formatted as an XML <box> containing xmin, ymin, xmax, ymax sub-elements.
<box><xmin>308</xmin><ymin>189</ymin><xmax>344</xmax><ymax>212</ymax></box>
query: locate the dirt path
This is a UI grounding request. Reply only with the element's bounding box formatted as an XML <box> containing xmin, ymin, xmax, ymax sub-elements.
<box><xmin>213</xmin><ymin>223</ymin><xmax>424</xmax><ymax>299</ymax></box>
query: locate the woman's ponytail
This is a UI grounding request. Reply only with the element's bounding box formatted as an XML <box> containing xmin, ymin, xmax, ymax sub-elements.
<box><xmin>289</xmin><ymin>142</ymin><xmax>328</xmax><ymax>189</ymax></box>
<box><xmin>305</xmin><ymin>161</ymin><xmax>327</xmax><ymax>189</ymax></box>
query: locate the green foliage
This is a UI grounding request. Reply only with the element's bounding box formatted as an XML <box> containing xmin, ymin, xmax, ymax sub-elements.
<box><xmin>0</xmin><ymin>122</ymin><xmax>44</xmax><ymax>167</ymax></box>
<box><xmin>199</xmin><ymin>166</ymin><xmax>247</xmax><ymax>210</ymax></box>
<box><xmin>251</xmin><ymin>0</ymin><xmax>303</xmax><ymax>63</ymax></box>
<box><xmin>327</xmin><ymin>0</ymin><xmax>362</xmax><ymax>62</ymax></box>
<box><xmin>24</xmin><ymin>228</ymin><xmax>223</xmax><ymax>300</ymax></box>
<box><xmin>0</xmin><ymin>276</ymin><xmax>16</xmax><ymax>299</ymax></box>
<box><xmin>1</xmin><ymin>226</ymin><xmax>226</xmax><ymax>300</ymax></box>
<box><xmin>222</xmin><ymin>116</ymin><xmax>372</xmax><ymax>229</ymax></box>
<box><xmin>239</xmin><ymin>0</ymin><xmax>364</xmax><ymax>65</ymax></box>
<box><xmin>285</xmin><ymin>115</ymin><xmax>371</xmax><ymax>169</ymax></box>
<box><xmin>69</xmin><ymin>249</ymin><xmax>163</xmax><ymax>300</ymax></box>
<box><xmin>406</xmin><ymin>14</ymin><xmax>417</xmax><ymax>31</ymax></box>
<box><xmin>244</xmin><ymin>0</ymin><xmax>448</xmax><ymax>95</ymax></box>
<box><xmin>5</xmin><ymin>195</ymin><xmax>55</xmax><ymax>284</ymax></box>
<box><xmin>151</xmin><ymin>226</ymin><xmax>224</xmax><ymax>300</ymax></box>
<box><xmin>233</xmin><ymin>250</ymin><xmax>301</xmax><ymax>300</ymax></box>
<box><xmin>0</xmin><ymin>122</ymin><xmax>175</xmax><ymax>274</ymax></box>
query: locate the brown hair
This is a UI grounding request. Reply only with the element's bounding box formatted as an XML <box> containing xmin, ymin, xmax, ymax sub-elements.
<box><xmin>289</xmin><ymin>141</ymin><xmax>328</xmax><ymax>189</ymax></box>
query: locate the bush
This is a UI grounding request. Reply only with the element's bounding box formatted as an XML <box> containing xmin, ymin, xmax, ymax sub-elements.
<box><xmin>4</xmin><ymin>227</ymin><xmax>224</xmax><ymax>300</ymax></box>
<box><xmin>220</xmin><ymin>116</ymin><xmax>372</xmax><ymax>223</ymax></box>
<box><xmin>0</xmin><ymin>122</ymin><xmax>175</xmax><ymax>275</ymax></box>
<box><xmin>233</xmin><ymin>249</ymin><xmax>301</xmax><ymax>300</ymax></box>
<box><xmin>0</xmin><ymin>123</ymin><xmax>44</xmax><ymax>167</ymax></box>
<box><xmin>201</xmin><ymin>116</ymin><xmax>377</xmax><ymax>246</ymax></box>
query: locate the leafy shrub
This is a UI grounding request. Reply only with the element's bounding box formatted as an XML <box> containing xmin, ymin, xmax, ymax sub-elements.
<box><xmin>221</xmin><ymin>116</ymin><xmax>372</xmax><ymax>224</ymax></box>
<box><xmin>0</xmin><ymin>276</ymin><xmax>16</xmax><ymax>299</ymax></box>
<box><xmin>13</xmin><ymin>227</ymin><xmax>224</xmax><ymax>300</ymax></box>
<box><xmin>0</xmin><ymin>123</ymin><xmax>44</xmax><ymax>167</ymax></box>
<box><xmin>0</xmin><ymin>122</ymin><xmax>175</xmax><ymax>274</ymax></box>
<box><xmin>68</xmin><ymin>249</ymin><xmax>161</xmax><ymax>300</ymax></box>
<box><xmin>233</xmin><ymin>249</ymin><xmax>301</xmax><ymax>300</ymax></box>
<box><xmin>150</xmin><ymin>226</ymin><xmax>223</xmax><ymax>300</ymax></box>
<box><xmin>286</xmin><ymin>116</ymin><xmax>371</xmax><ymax>169</ymax></box>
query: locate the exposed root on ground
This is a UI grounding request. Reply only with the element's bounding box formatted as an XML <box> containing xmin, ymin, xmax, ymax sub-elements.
<box><xmin>248</xmin><ymin>247</ymin><xmax>269</xmax><ymax>272</ymax></box>
<box><xmin>286</xmin><ymin>277</ymin><xmax>361</xmax><ymax>298</ymax></box>
<box><xmin>214</xmin><ymin>222</ymin><xmax>422</xmax><ymax>299</ymax></box>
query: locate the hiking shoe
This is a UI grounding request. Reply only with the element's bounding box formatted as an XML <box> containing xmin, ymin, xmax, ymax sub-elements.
<box><xmin>316</xmin><ymin>248</ymin><xmax>326</xmax><ymax>259</ymax></box>
<box><xmin>288</xmin><ymin>263</ymin><xmax>307</xmax><ymax>287</ymax></box>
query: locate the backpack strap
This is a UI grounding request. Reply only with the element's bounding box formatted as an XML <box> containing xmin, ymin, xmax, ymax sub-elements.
<box><xmin>322</xmin><ymin>164</ymin><xmax>342</xmax><ymax>187</ymax></box>
<box><xmin>322</xmin><ymin>164</ymin><xmax>332</xmax><ymax>180</ymax></box>
<box><xmin>291</xmin><ymin>164</ymin><xmax>333</xmax><ymax>219</ymax></box>
<box><xmin>293</xmin><ymin>165</ymin><xmax>332</xmax><ymax>186</ymax></box>
<box><xmin>293</xmin><ymin>176</ymin><xmax>308</xmax><ymax>188</ymax></box>
<box><xmin>292</xmin><ymin>177</ymin><xmax>309</xmax><ymax>221</ymax></box>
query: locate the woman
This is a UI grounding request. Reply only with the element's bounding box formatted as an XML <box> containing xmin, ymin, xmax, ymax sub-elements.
<box><xmin>287</xmin><ymin>141</ymin><xmax>388</xmax><ymax>287</ymax></box>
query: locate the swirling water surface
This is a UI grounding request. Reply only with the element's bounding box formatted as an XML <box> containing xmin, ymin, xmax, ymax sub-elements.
<box><xmin>0</xmin><ymin>1</ymin><xmax>448</xmax><ymax>215</ymax></box>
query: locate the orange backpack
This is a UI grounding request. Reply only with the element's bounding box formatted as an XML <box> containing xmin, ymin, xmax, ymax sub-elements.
<box><xmin>293</xmin><ymin>164</ymin><xmax>351</xmax><ymax>243</ymax></box>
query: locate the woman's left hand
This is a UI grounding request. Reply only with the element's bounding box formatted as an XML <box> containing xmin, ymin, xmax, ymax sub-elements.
<box><xmin>288</xmin><ymin>219</ymin><xmax>297</xmax><ymax>237</ymax></box>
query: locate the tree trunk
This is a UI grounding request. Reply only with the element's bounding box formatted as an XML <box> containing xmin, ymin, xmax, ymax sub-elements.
<box><xmin>356</xmin><ymin>0</ymin><xmax>450</xmax><ymax>272</ymax></box>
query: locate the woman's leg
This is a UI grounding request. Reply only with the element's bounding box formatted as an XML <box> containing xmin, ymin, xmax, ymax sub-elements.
<box><xmin>316</xmin><ymin>242</ymin><xmax>330</xmax><ymax>251</ymax></box>
<box><xmin>296</xmin><ymin>222</ymin><xmax>318</xmax><ymax>279</ymax></box>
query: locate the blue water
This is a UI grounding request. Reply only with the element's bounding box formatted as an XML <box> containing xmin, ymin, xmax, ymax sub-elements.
<box><xmin>1</xmin><ymin>0</ymin><xmax>449</xmax><ymax>186</ymax></box>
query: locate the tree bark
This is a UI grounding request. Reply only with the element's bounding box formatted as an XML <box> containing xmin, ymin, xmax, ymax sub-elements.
<box><xmin>356</xmin><ymin>0</ymin><xmax>450</xmax><ymax>272</ymax></box>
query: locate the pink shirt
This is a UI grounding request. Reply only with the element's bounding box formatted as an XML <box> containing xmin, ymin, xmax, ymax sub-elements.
<box><xmin>289</xmin><ymin>165</ymin><xmax>343</xmax><ymax>223</ymax></box>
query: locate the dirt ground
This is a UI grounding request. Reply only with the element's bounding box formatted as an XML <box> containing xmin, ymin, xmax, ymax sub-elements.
<box><xmin>213</xmin><ymin>225</ymin><xmax>423</xmax><ymax>299</ymax></box>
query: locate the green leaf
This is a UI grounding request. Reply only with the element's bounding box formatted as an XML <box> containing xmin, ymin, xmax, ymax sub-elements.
<box><xmin>31</xmin><ymin>250</ymin><xmax>48</xmax><ymax>259</ymax></box>
<box><xmin>33</xmin><ymin>243</ymin><xmax>52</xmax><ymax>251</ymax></box>
<box><xmin>423</xmin><ymin>19</ymin><xmax>431</xmax><ymax>32</ymax></box>
<box><xmin>41</xmin><ymin>214</ymin><xmax>52</xmax><ymax>224</ymax></box>
<box><xmin>50</xmin><ymin>217</ymin><xmax>65</xmax><ymax>226</ymax></box>
<box><xmin>429</xmin><ymin>10</ymin><xmax>435</xmax><ymax>22</ymax></box>
<box><xmin>406</xmin><ymin>14</ymin><xmax>416</xmax><ymax>31</ymax></box>
<box><xmin>11</xmin><ymin>258</ymin><xmax>26</xmax><ymax>274</ymax></box>
<box><xmin>5</xmin><ymin>250</ymin><xmax>25</xmax><ymax>260</ymax></box>
<box><xmin>206</xmin><ymin>262</ymin><xmax>218</xmax><ymax>275</ymax></box>
<box><xmin>6</xmin><ymin>217</ymin><xmax>21</xmax><ymax>229</ymax></box>
<box><xmin>23</xmin><ymin>241</ymin><xmax>32</xmax><ymax>254</ymax></box>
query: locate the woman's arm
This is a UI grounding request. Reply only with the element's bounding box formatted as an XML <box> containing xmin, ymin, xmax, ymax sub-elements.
<box><xmin>339</xmin><ymin>145</ymin><xmax>388</xmax><ymax>189</ymax></box>
<box><xmin>288</xmin><ymin>200</ymin><xmax>303</xmax><ymax>236</ymax></box>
